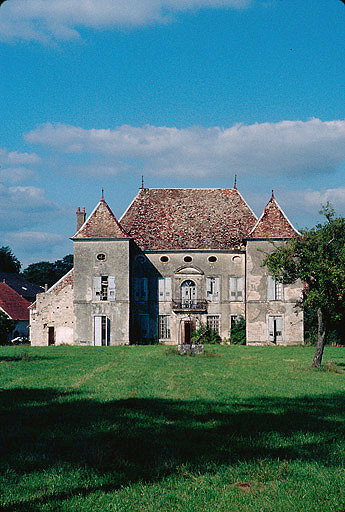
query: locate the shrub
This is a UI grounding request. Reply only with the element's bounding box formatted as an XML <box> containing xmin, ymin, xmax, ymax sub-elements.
<box><xmin>191</xmin><ymin>323</ymin><xmax>221</xmax><ymax>344</ymax></box>
<box><xmin>230</xmin><ymin>316</ymin><xmax>246</xmax><ymax>345</ymax></box>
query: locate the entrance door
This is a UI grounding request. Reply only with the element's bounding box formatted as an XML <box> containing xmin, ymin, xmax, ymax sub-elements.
<box><xmin>181</xmin><ymin>280</ymin><xmax>197</xmax><ymax>307</ymax></box>
<box><xmin>184</xmin><ymin>321</ymin><xmax>194</xmax><ymax>344</ymax></box>
<box><xmin>48</xmin><ymin>326</ymin><xmax>55</xmax><ymax>345</ymax></box>
<box><xmin>268</xmin><ymin>316</ymin><xmax>283</xmax><ymax>343</ymax></box>
<box><xmin>94</xmin><ymin>316</ymin><xmax>110</xmax><ymax>346</ymax></box>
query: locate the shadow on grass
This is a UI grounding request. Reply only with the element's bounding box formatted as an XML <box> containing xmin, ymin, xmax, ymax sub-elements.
<box><xmin>1</xmin><ymin>388</ymin><xmax>345</xmax><ymax>510</ymax></box>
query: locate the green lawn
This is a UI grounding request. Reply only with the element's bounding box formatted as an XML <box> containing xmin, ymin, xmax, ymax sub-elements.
<box><xmin>1</xmin><ymin>345</ymin><xmax>345</xmax><ymax>511</ymax></box>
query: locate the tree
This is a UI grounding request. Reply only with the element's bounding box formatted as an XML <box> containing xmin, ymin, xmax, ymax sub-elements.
<box><xmin>0</xmin><ymin>246</ymin><xmax>21</xmax><ymax>273</ymax></box>
<box><xmin>0</xmin><ymin>311</ymin><xmax>15</xmax><ymax>345</ymax></box>
<box><xmin>22</xmin><ymin>254</ymin><xmax>73</xmax><ymax>289</ymax></box>
<box><xmin>264</xmin><ymin>205</ymin><xmax>345</xmax><ymax>368</ymax></box>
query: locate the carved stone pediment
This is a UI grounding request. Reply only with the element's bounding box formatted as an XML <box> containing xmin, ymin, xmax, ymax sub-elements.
<box><xmin>174</xmin><ymin>265</ymin><xmax>204</xmax><ymax>275</ymax></box>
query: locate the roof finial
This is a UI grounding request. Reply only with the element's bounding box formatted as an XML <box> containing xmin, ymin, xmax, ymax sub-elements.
<box><xmin>271</xmin><ymin>189</ymin><xmax>275</xmax><ymax>199</ymax></box>
<box><xmin>234</xmin><ymin>174</ymin><xmax>237</xmax><ymax>189</ymax></box>
<box><xmin>141</xmin><ymin>176</ymin><xmax>144</xmax><ymax>190</ymax></box>
<box><xmin>101</xmin><ymin>188</ymin><xmax>104</xmax><ymax>201</ymax></box>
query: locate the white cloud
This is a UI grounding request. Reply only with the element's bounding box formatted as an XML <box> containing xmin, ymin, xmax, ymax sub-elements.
<box><xmin>0</xmin><ymin>184</ymin><xmax>60</xmax><ymax>231</ymax></box>
<box><xmin>0</xmin><ymin>0</ymin><xmax>250</xmax><ymax>43</ymax></box>
<box><xmin>0</xmin><ymin>147</ymin><xmax>40</xmax><ymax>165</ymax></box>
<box><xmin>25</xmin><ymin>118</ymin><xmax>345</xmax><ymax>178</ymax></box>
<box><xmin>0</xmin><ymin>167</ymin><xmax>35</xmax><ymax>184</ymax></box>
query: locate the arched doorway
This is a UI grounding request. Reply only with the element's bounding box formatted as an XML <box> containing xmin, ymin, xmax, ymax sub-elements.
<box><xmin>180</xmin><ymin>279</ymin><xmax>196</xmax><ymax>307</ymax></box>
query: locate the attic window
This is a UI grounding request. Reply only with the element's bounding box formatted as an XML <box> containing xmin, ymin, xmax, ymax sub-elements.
<box><xmin>97</xmin><ymin>253</ymin><xmax>106</xmax><ymax>261</ymax></box>
<box><xmin>160</xmin><ymin>255</ymin><xmax>169</xmax><ymax>263</ymax></box>
<box><xmin>184</xmin><ymin>256</ymin><xmax>192</xmax><ymax>263</ymax></box>
<box><xmin>208</xmin><ymin>256</ymin><xmax>217</xmax><ymax>263</ymax></box>
<box><xmin>136</xmin><ymin>255</ymin><xmax>145</xmax><ymax>263</ymax></box>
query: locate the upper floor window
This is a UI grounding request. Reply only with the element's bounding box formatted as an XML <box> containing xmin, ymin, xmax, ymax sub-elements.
<box><xmin>94</xmin><ymin>276</ymin><xmax>116</xmax><ymax>301</ymax></box>
<box><xmin>181</xmin><ymin>279</ymin><xmax>197</xmax><ymax>305</ymax></box>
<box><xmin>134</xmin><ymin>277</ymin><xmax>148</xmax><ymax>301</ymax></box>
<box><xmin>229</xmin><ymin>276</ymin><xmax>244</xmax><ymax>301</ymax></box>
<box><xmin>206</xmin><ymin>277</ymin><xmax>220</xmax><ymax>302</ymax></box>
<box><xmin>158</xmin><ymin>277</ymin><xmax>172</xmax><ymax>301</ymax></box>
<box><xmin>267</xmin><ymin>275</ymin><xmax>284</xmax><ymax>301</ymax></box>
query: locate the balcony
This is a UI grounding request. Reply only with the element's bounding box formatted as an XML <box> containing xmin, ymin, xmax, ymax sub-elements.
<box><xmin>172</xmin><ymin>300</ymin><xmax>207</xmax><ymax>312</ymax></box>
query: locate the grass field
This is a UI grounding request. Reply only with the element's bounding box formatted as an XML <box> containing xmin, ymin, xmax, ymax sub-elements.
<box><xmin>1</xmin><ymin>345</ymin><xmax>345</xmax><ymax>511</ymax></box>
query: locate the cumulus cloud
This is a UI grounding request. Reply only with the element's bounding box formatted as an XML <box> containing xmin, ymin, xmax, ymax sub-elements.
<box><xmin>25</xmin><ymin>118</ymin><xmax>345</xmax><ymax>178</ymax></box>
<box><xmin>0</xmin><ymin>167</ymin><xmax>35</xmax><ymax>184</ymax></box>
<box><xmin>0</xmin><ymin>184</ymin><xmax>60</xmax><ymax>231</ymax></box>
<box><xmin>0</xmin><ymin>147</ymin><xmax>40</xmax><ymax>165</ymax></box>
<box><xmin>0</xmin><ymin>0</ymin><xmax>250</xmax><ymax>43</ymax></box>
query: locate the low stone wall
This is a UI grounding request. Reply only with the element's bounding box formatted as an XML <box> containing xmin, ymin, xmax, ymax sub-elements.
<box><xmin>178</xmin><ymin>344</ymin><xmax>204</xmax><ymax>355</ymax></box>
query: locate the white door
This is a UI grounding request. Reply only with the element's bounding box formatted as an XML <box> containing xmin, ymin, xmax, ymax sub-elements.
<box><xmin>94</xmin><ymin>316</ymin><xmax>102</xmax><ymax>346</ymax></box>
<box><xmin>94</xmin><ymin>316</ymin><xmax>110</xmax><ymax>346</ymax></box>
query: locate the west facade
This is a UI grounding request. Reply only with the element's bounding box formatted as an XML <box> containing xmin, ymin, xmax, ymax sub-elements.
<box><xmin>30</xmin><ymin>187</ymin><xmax>304</xmax><ymax>346</ymax></box>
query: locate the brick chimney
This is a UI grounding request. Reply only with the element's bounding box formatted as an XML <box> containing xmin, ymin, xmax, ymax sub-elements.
<box><xmin>76</xmin><ymin>206</ymin><xmax>86</xmax><ymax>231</ymax></box>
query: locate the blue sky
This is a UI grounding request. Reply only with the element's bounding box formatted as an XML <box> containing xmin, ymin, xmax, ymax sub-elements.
<box><xmin>1</xmin><ymin>0</ymin><xmax>345</xmax><ymax>266</ymax></box>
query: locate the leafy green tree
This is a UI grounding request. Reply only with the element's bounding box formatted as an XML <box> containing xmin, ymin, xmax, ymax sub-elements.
<box><xmin>264</xmin><ymin>205</ymin><xmax>345</xmax><ymax>368</ymax></box>
<box><xmin>22</xmin><ymin>254</ymin><xmax>73</xmax><ymax>289</ymax></box>
<box><xmin>0</xmin><ymin>246</ymin><xmax>21</xmax><ymax>273</ymax></box>
<box><xmin>0</xmin><ymin>311</ymin><xmax>15</xmax><ymax>345</ymax></box>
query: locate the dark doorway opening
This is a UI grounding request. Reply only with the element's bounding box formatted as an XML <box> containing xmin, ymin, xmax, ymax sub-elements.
<box><xmin>184</xmin><ymin>321</ymin><xmax>194</xmax><ymax>344</ymax></box>
<box><xmin>48</xmin><ymin>326</ymin><xmax>55</xmax><ymax>346</ymax></box>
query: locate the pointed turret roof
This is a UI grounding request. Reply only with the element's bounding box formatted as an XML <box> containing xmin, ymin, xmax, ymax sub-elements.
<box><xmin>249</xmin><ymin>192</ymin><xmax>299</xmax><ymax>239</ymax></box>
<box><xmin>72</xmin><ymin>198</ymin><xmax>130</xmax><ymax>239</ymax></box>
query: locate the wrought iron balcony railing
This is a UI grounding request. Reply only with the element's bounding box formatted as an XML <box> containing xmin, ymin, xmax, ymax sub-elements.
<box><xmin>172</xmin><ymin>300</ymin><xmax>207</xmax><ymax>312</ymax></box>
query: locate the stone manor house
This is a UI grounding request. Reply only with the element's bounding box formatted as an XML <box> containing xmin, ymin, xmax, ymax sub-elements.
<box><xmin>30</xmin><ymin>186</ymin><xmax>304</xmax><ymax>346</ymax></box>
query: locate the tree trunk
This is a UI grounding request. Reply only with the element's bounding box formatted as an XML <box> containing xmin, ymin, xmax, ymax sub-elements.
<box><xmin>312</xmin><ymin>307</ymin><xmax>326</xmax><ymax>368</ymax></box>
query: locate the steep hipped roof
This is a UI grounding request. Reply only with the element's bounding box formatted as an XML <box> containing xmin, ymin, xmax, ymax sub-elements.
<box><xmin>0</xmin><ymin>272</ymin><xmax>43</xmax><ymax>302</ymax></box>
<box><xmin>120</xmin><ymin>188</ymin><xmax>257</xmax><ymax>250</ymax></box>
<box><xmin>249</xmin><ymin>193</ymin><xmax>298</xmax><ymax>238</ymax></box>
<box><xmin>72</xmin><ymin>199</ymin><xmax>129</xmax><ymax>239</ymax></box>
<box><xmin>0</xmin><ymin>282</ymin><xmax>30</xmax><ymax>321</ymax></box>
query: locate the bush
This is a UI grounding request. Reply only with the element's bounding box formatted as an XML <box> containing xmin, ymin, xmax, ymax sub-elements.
<box><xmin>0</xmin><ymin>311</ymin><xmax>15</xmax><ymax>345</ymax></box>
<box><xmin>230</xmin><ymin>316</ymin><xmax>246</xmax><ymax>345</ymax></box>
<box><xmin>191</xmin><ymin>323</ymin><xmax>221</xmax><ymax>344</ymax></box>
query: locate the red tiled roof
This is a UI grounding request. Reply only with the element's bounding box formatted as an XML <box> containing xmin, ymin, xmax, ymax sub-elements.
<box><xmin>0</xmin><ymin>282</ymin><xmax>30</xmax><ymax>321</ymax></box>
<box><xmin>120</xmin><ymin>188</ymin><xmax>257</xmax><ymax>250</ymax></box>
<box><xmin>72</xmin><ymin>199</ymin><xmax>129</xmax><ymax>239</ymax></box>
<box><xmin>249</xmin><ymin>193</ymin><xmax>298</xmax><ymax>238</ymax></box>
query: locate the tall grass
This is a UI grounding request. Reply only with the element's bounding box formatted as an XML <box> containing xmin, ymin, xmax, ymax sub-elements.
<box><xmin>1</xmin><ymin>345</ymin><xmax>345</xmax><ymax>511</ymax></box>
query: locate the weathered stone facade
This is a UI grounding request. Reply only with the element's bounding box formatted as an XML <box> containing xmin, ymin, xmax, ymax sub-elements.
<box><xmin>30</xmin><ymin>187</ymin><xmax>304</xmax><ymax>346</ymax></box>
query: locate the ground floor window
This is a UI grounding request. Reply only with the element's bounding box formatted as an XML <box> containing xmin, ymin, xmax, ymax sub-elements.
<box><xmin>230</xmin><ymin>315</ymin><xmax>241</xmax><ymax>330</ymax></box>
<box><xmin>159</xmin><ymin>315</ymin><xmax>171</xmax><ymax>339</ymax></box>
<box><xmin>268</xmin><ymin>315</ymin><xmax>283</xmax><ymax>343</ymax></box>
<box><xmin>207</xmin><ymin>315</ymin><xmax>220</xmax><ymax>333</ymax></box>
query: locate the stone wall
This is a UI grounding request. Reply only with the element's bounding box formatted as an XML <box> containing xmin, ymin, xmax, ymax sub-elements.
<box><xmin>30</xmin><ymin>270</ymin><xmax>75</xmax><ymax>346</ymax></box>
<box><xmin>246</xmin><ymin>239</ymin><xmax>303</xmax><ymax>344</ymax></box>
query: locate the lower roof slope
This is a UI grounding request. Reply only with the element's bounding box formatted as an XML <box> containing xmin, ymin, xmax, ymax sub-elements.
<box><xmin>0</xmin><ymin>282</ymin><xmax>30</xmax><ymax>321</ymax></box>
<box><xmin>120</xmin><ymin>188</ymin><xmax>257</xmax><ymax>250</ymax></box>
